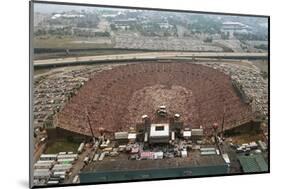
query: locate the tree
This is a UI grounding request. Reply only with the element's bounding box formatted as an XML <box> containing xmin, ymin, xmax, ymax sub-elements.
<box><xmin>203</xmin><ymin>37</ymin><xmax>213</xmax><ymax>43</ymax></box>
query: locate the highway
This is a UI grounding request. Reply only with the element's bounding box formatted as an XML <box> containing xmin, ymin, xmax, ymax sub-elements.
<box><xmin>33</xmin><ymin>52</ymin><xmax>268</xmax><ymax>67</ymax></box>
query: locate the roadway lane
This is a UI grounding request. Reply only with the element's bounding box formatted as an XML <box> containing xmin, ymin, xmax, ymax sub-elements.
<box><xmin>33</xmin><ymin>52</ymin><xmax>268</xmax><ymax>67</ymax></box>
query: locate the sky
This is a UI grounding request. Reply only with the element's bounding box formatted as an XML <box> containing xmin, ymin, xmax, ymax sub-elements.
<box><xmin>34</xmin><ymin>2</ymin><xmax>122</xmax><ymax>13</ymax></box>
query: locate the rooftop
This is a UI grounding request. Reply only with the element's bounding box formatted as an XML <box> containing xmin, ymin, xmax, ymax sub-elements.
<box><xmin>238</xmin><ymin>154</ymin><xmax>268</xmax><ymax>173</ymax></box>
<box><xmin>150</xmin><ymin>123</ymin><xmax>169</xmax><ymax>137</ymax></box>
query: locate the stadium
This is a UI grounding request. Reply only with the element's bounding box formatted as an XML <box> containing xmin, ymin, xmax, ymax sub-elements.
<box><xmin>53</xmin><ymin>61</ymin><xmax>255</xmax><ymax>139</ymax></box>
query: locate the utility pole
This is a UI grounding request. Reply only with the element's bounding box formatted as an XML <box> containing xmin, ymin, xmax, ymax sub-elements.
<box><xmin>86</xmin><ymin>109</ymin><xmax>95</xmax><ymax>143</ymax></box>
<box><xmin>221</xmin><ymin>105</ymin><xmax>226</xmax><ymax>138</ymax></box>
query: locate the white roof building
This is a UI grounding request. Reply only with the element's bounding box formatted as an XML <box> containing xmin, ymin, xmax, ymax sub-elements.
<box><xmin>128</xmin><ymin>133</ymin><xmax>137</xmax><ymax>139</ymax></box>
<box><xmin>183</xmin><ymin>131</ymin><xmax>192</xmax><ymax>137</ymax></box>
<box><xmin>150</xmin><ymin>123</ymin><xmax>169</xmax><ymax>137</ymax></box>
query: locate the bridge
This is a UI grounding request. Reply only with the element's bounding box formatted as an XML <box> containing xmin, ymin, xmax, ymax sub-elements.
<box><xmin>33</xmin><ymin>52</ymin><xmax>268</xmax><ymax>68</ymax></box>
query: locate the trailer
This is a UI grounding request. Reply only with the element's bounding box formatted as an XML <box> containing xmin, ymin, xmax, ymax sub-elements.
<box><xmin>144</xmin><ymin>132</ymin><xmax>148</xmax><ymax>142</ymax></box>
<box><xmin>53</xmin><ymin>171</ymin><xmax>66</xmax><ymax>177</ymax></box>
<box><xmin>100</xmin><ymin>140</ymin><xmax>110</xmax><ymax>148</ymax></box>
<box><xmin>102</xmin><ymin>147</ymin><xmax>113</xmax><ymax>152</ymax></box>
<box><xmin>140</xmin><ymin>151</ymin><xmax>154</xmax><ymax>160</ymax></box>
<box><xmin>52</xmin><ymin>164</ymin><xmax>72</xmax><ymax>172</ymax></box>
<box><xmin>118</xmin><ymin>145</ymin><xmax>126</xmax><ymax>152</ymax></box>
<box><xmin>47</xmin><ymin>181</ymin><xmax>59</xmax><ymax>185</ymax></box>
<box><xmin>98</xmin><ymin>152</ymin><xmax>106</xmax><ymax>161</ymax></box>
<box><xmin>153</xmin><ymin>151</ymin><xmax>164</xmax><ymax>159</ymax></box>
<box><xmin>200</xmin><ymin>147</ymin><xmax>216</xmax><ymax>152</ymax></box>
<box><xmin>57</xmin><ymin>154</ymin><xmax>78</xmax><ymax>160</ymax></box>
<box><xmin>93</xmin><ymin>154</ymin><xmax>99</xmax><ymax>162</ymax></box>
<box><xmin>183</xmin><ymin>130</ymin><xmax>192</xmax><ymax>139</ymax></box>
<box><xmin>171</xmin><ymin>131</ymin><xmax>175</xmax><ymax>141</ymax></box>
<box><xmin>201</xmin><ymin>151</ymin><xmax>217</xmax><ymax>155</ymax></box>
<box><xmin>249</xmin><ymin>142</ymin><xmax>258</xmax><ymax>149</ymax></box>
<box><xmin>59</xmin><ymin>175</ymin><xmax>65</xmax><ymax>180</ymax></box>
<box><xmin>216</xmin><ymin>149</ymin><xmax>220</xmax><ymax>155</ymax></box>
<box><xmin>57</xmin><ymin>158</ymin><xmax>75</xmax><ymax>164</ymax></box>
<box><xmin>128</xmin><ymin>133</ymin><xmax>137</xmax><ymax>142</ymax></box>
<box><xmin>114</xmin><ymin>132</ymin><xmax>128</xmax><ymax>140</ymax></box>
<box><xmin>94</xmin><ymin>140</ymin><xmax>100</xmax><ymax>148</ymax></box>
<box><xmin>40</xmin><ymin>154</ymin><xmax>57</xmax><ymax>161</ymax></box>
<box><xmin>34</xmin><ymin>170</ymin><xmax>51</xmax><ymax>179</ymax></box>
<box><xmin>49</xmin><ymin>177</ymin><xmax>60</xmax><ymax>182</ymax></box>
<box><xmin>36</xmin><ymin>160</ymin><xmax>55</xmax><ymax>165</ymax></box>
<box><xmin>34</xmin><ymin>163</ymin><xmax>53</xmax><ymax>169</ymax></box>
<box><xmin>258</xmin><ymin>140</ymin><xmax>267</xmax><ymax>151</ymax></box>
<box><xmin>34</xmin><ymin>168</ymin><xmax>50</xmax><ymax>173</ymax></box>
<box><xmin>181</xmin><ymin>150</ymin><xmax>188</xmax><ymax>158</ymax></box>
<box><xmin>77</xmin><ymin>143</ymin><xmax>85</xmax><ymax>154</ymax></box>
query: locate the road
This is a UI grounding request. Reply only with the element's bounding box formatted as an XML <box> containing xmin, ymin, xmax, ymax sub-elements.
<box><xmin>220</xmin><ymin>141</ymin><xmax>242</xmax><ymax>173</ymax></box>
<box><xmin>65</xmin><ymin>147</ymin><xmax>93</xmax><ymax>184</ymax></box>
<box><xmin>34</xmin><ymin>52</ymin><xmax>268</xmax><ymax>67</ymax></box>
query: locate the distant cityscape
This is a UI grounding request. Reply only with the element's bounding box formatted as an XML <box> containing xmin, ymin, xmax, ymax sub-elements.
<box><xmin>34</xmin><ymin>4</ymin><xmax>268</xmax><ymax>52</ymax></box>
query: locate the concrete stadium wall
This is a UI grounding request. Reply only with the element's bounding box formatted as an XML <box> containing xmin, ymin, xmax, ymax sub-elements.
<box><xmin>46</xmin><ymin>127</ymin><xmax>91</xmax><ymax>142</ymax></box>
<box><xmin>79</xmin><ymin>164</ymin><xmax>228</xmax><ymax>183</ymax></box>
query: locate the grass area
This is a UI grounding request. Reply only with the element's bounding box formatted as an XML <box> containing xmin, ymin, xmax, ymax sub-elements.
<box><xmin>45</xmin><ymin>140</ymin><xmax>80</xmax><ymax>154</ymax></box>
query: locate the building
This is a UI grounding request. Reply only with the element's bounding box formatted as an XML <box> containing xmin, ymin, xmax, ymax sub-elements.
<box><xmin>114</xmin><ymin>132</ymin><xmax>129</xmax><ymax>144</ymax></box>
<box><xmin>191</xmin><ymin>128</ymin><xmax>204</xmax><ymax>141</ymax></box>
<box><xmin>113</xmin><ymin>18</ymin><xmax>137</xmax><ymax>30</ymax></box>
<box><xmin>221</xmin><ymin>21</ymin><xmax>251</xmax><ymax>37</ymax></box>
<box><xmin>183</xmin><ymin>130</ymin><xmax>192</xmax><ymax>139</ymax></box>
<box><xmin>149</xmin><ymin>123</ymin><xmax>170</xmax><ymax>143</ymax></box>
<box><xmin>238</xmin><ymin>154</ymin><xmax>268</xmax><ymax>173</ymax></box>
<box><xmin>159</xmin><ymin>22</ymin><xmax>173</xmax><ymax>29</ymax></box>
